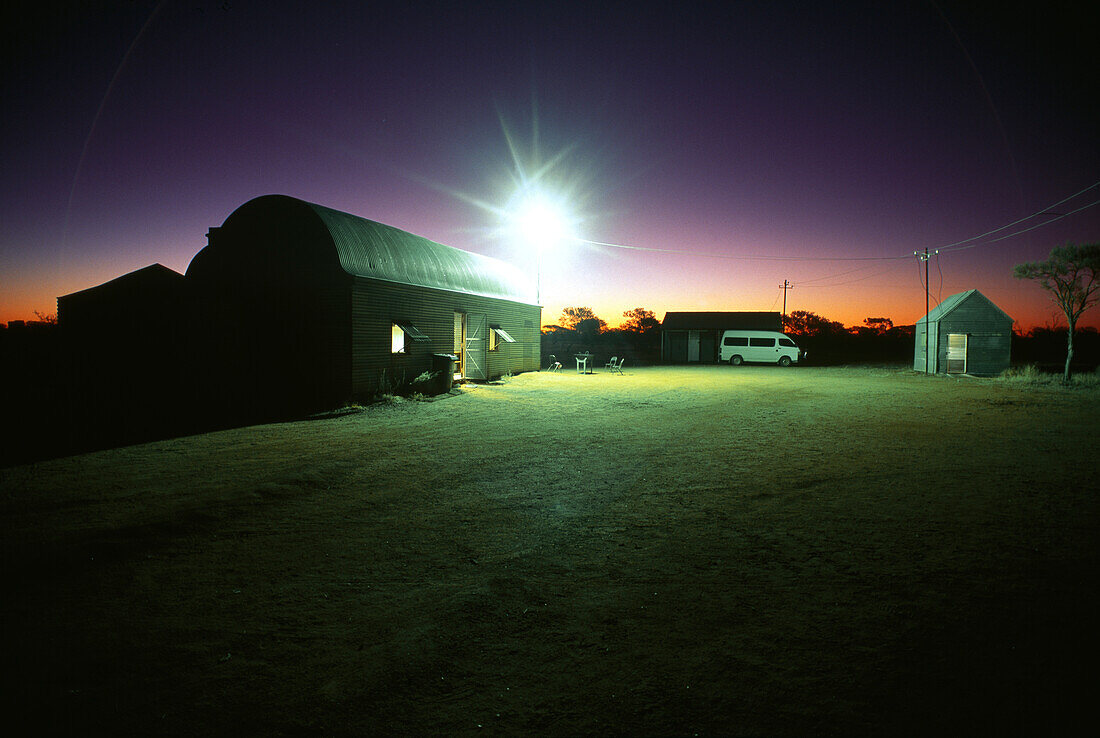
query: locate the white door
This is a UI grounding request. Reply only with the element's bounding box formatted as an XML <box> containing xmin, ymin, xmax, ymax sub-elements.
<box><xmin>465</xmin><ymin>313</ymin><xmax>487</xmax><ymax>380</ymax></box>
<box><xmin>687</xmin><ymin>331</ymin><xmax>700</xmax><ymax>362</ymax></box>
<box><xmin>946</xmin><ymin>333</ymin><xmax>967</xmax><ymax>373</ymax></box>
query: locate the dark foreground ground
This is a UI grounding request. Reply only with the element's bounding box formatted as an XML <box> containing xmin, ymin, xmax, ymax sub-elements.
<box><xmin>2</xmin><ymin>366</ymin><xmax>1098</xmax><ymax>736</ymax></box>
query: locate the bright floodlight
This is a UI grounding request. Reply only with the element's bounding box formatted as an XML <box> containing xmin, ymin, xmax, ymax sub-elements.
<box><xmin>512</xmin><ymin>192</ymin><xmax>572</xmax><ymax>252</ymax></box>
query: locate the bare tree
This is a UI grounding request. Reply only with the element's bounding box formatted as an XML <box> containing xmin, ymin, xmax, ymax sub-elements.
<box><xmin>1014</xmin><ymin>243</ymin><xmax>1100</xmax><ymax>382</ymax></box>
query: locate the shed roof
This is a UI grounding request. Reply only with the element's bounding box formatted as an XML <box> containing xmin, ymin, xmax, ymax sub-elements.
<box><xmin>916</xmin><ymin>289</ymin><xmax>1013</xmax><ymax>324</ymax></box>
<box><xmin>59</xmin><ymin>263</ymin><xmax>185</xmax><ymax>302</ymax></box>
<box><xmin>188</xmin><ymin>195</ymin><xmax>537</xmax><ymax>304</ymax></box>
<box><xmin>662</xmin><ymin>311</ymin><xmax>783</xmax><ymax>331</ymax></box>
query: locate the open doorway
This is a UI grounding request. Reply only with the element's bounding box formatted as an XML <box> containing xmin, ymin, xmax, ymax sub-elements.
<box><xmin>453</xmin><ymin>312</ymin><xmax>487</xmax><ymax>380</ymax></box>
<box><xmin>946</xmin><ymin>333</ymin><xmax>967</xmax><ymax>373</ymax></box>
<box><xmin>453</xmin><ymin>312</ymin><xmax>464</xmax><ymax>379</ymax></box>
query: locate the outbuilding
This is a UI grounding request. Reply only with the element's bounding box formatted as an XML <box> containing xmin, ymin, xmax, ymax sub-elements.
<box><xmin>57</xmin><ymin>263</ymin><xmax>190</xmax><ymax>388</ymax></box>
<box><xmin>186</xmin><ymin>194</ymin><xmax>541</xmax><ymax>412</ymax></box>
<box><xmin>913</xmin><ymin>289</ymin><xmax>1013</xmax><ymax>375</ymax></box>
<box><xmin>661</xmin><ymin>311</ymin><xmax>783</xmax><ymax>363</ymax></box>
<box><xmin>57</xmin><ymin>263</ymin><xmax>187</xmax><ymax>332</ymax></box>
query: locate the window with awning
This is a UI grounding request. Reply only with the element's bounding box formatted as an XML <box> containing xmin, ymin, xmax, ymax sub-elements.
<box><xmin>488</xmin><ymin>324</ymin><xmax>515</xmax><ymax>351</ymax></box>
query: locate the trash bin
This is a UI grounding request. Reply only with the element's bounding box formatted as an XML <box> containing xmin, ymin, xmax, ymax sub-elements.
<box><xmin>431</xmin><ymin>353</ymin><xmax>458</xmax><ymax>393</ymax></box>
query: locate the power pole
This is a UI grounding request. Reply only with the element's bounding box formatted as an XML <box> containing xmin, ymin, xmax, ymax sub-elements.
<box><xmin>913</xmin><ymin>248</ymin><xmax>937</xmax><ymax>372</ymax></box>
<box><xmin>779</xmin><ymin>279</ymin><xmax>793</xmax><ymax>327</ymax></box>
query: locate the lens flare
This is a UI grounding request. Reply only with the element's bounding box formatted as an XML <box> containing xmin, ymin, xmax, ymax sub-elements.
<box><xmin>509</xmin><ymin>189</ymin><xmax>575</xmax><ymax>252</ymax></box>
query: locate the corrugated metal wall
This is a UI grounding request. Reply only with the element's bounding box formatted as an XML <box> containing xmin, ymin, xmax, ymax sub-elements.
<box><xmin>938</xmin><ymin>296</ymin><xmax>1012</xmax><ymax>375</ymax></box>
<box><xmin>189</xmin><ymin>281</ymin><xmax>351</xmax><ymax>416</ymax></box>
<box><xmin>913</xmin><ymin>321</ymin><xmax>935</xmax><ymax>372</ymax></box>
<box><xmin>913</xmin><ymin>293</ymin><xmax>1011</xmax><ymax>375</ymax></box>
<box><xmin>350</xmin><ymin>277</ymin><xmax>540</xmax><ymax>397</ymax></box>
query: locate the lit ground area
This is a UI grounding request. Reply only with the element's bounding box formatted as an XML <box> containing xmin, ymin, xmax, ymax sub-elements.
<box><xmin>3</xmin><ymin>366</ymin><xmax>1098</xmax><ymax>736</ymax></box>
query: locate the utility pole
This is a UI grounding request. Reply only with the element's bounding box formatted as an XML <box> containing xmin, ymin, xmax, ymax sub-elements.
<box><xmin>779</xmin><ymin>279</ymin><xmax>793</xmax><ymax>327</ymax></box>
<box><xmin>913</xmin><ymin>248</ymin><xmax>937</xmax><ymax>372</ymax></box>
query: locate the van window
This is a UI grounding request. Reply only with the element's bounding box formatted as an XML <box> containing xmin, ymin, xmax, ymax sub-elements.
<box><xmin>749</xmin><ymin>337</ymin><xmax>776</xmax><ymax>347</ymax></box>
<box><xmin>723</xmin><ymin>336</ymin><xmax>748</xmax><ymax>346</ymax></box>
<box><xmin>779</xmin><ymin>338</ymin><xmax>796</xmax><ymax>347</ymax></box>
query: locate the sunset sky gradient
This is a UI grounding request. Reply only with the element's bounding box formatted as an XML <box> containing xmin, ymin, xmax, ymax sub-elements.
<box><xmin>2</xmin><ymin>1</ymin><xmax>1097</xmax><ymax>330</ymax></box>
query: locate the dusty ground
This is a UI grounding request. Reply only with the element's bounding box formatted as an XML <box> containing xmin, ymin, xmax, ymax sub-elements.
<box><xmin>2</xmin><ymin>365</ymin><xmax>1098</xmax><ymax>736</ymax></box>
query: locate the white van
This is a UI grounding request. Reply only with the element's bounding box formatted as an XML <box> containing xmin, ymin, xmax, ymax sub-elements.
<box><xmin>720</xmin><ymin>330</ymin><xmax>804</xmax><ymax>366</ymax></box>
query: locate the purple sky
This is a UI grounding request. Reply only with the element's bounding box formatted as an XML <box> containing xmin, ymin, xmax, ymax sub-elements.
<box><xmin>2</xmin><ymin>1</ymin><xmax>1097</xmax><ymax>329</ymax></box>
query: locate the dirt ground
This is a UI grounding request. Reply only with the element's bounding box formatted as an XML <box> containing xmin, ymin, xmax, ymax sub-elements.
<box><xmin>2</xmin><ymin>365</ymin><xmax>1098</xmax><ymax>736</ymax></box>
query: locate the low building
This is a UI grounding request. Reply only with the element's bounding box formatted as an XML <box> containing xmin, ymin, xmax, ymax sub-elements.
<box><xmin>661</xmin><ymin>311</ymin><xmax>783</xmax><ymax>363</ymax></box>
<box><xmin>186</xmin><ymin>195</ymin><xmax>541</xmax><ymax>412</ymax></box>
<box><xmin>57</xmin><ymin>263</ymin><xmax>186</xmax><ymax>333</ymax></box>
<box><xmin>57</xmin><ymin>263</ymin><xmax>191</xmax><ymax>393</ymax></box>
<box><xmin>913</xmin><ymin>289</ymin><xmax>1013</xmax><ymax>375</ymax></box>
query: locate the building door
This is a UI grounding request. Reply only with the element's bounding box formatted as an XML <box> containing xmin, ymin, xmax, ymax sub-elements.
<box><xmin>687</xmin><ymin>330</ymin><xmax>701</xmax><ymax>362</ymax></box>
<box><xmin>699</xmin><ymin>331</ymin><xmax>716</xmax><ymax>363</ymax></box>
<box><xmin>664</xmin><ymin>332</ymin><xmax>687</xmax><ymax>363</ymax></box>
<box><xmin>464</xmin><ymin>313</ymin><xmax>487</xmax><ymax>380</ymax></box>
<box><xmin>946</xmin><ymin>333</ymin><xmax>967</xmax><ymax>373</ymax></box>
<box><xmin>453</xmin><ymin>312</ymin><xmax>465</xmax><ymax>378</ymax></box>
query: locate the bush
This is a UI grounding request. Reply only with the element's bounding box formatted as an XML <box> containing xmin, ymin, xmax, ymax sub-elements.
<box><xmin>999</xmin><ymin>364</ymin><xmax>1100</xmax><ymax>388</ymax></box>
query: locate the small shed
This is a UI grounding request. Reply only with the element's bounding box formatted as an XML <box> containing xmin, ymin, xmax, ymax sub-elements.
<box><xmin>661</xmin><ymin>311</ymin><xmax>783</xmax><ymax>363</ymax></box>
<box><xmin>913</xmin><ymin>289</ymin><xmax>1013</xmax><ymax>375</ymax></box>
<box><xmin>56</xmin><ymin>264</ymin><xmax>192</xmax><ymax>422</ymax></box>
<box><xmin>186</xmin><ymin>195</ymin><xmax>541</xmax><ymax>412</ymax></box>
<box><xmin>57</xmin><ymin>263</ymin><xmax>186</xmax><ymax>332</ymax></box>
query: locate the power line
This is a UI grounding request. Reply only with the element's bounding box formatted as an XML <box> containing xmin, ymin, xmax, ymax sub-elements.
<box><xmin>579</xmin><ymin>238</ymin><xmax>904</xmax><ymax>261</ymax></box>
<box><xmin>934</xmin><ymin>180</ymin><xmax>1098</xmax><ymax>253</ymax></box>
<box><xmin>935</xmin><ymin>251</ymin><xmax>944</xmax><ymax>304</ymax></box>
<box><xmin>937</xmin><ymin>197</ymin><xmax>1100</xmax><ymax>254</ymax></box>
<box><xmin>796</xmin><ymin>264</ymin><xmax>873</xmax><ymax>285</ymax></box>
<box><xmin>575</xmin><ymin>181</ymin><xmax>1099</xmax><ymax>263</ymax></box>
<box><xmin>796</xmin><ymin>262</ymin><xmax>905</xmax><ymax>288</ymax></box>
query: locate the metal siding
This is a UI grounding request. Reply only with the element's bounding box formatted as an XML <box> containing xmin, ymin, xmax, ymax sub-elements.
<box><xmin>465</xmin><ymin>313</ymin><xmax>487</xmax><ymax>380</ymax></box>
<box><xmin>662</xmin><ymin>311</ymin><xmax>783</xmax><ymax>332</ymax></box>
<box><xmin>351</xmin><ymin>277</ymin><xmax>540</xmax><ymax>397</ymax></box>
<box><xmin>914</xmin><ymin>290</ymin><xmax>1012</xmax><ymax>374</ymax></box>
<box><xmin>938</xmin><ymin>293</ymin><xmax>1013</xmax><ymax>375</ymax></box>
<box><xmin>663</xmin><ymin>331</ymin><xmax>689</xmax><ymax>363</ymax></box>
<box><xmin>687</xmin><ymin>330</ymin><xmax>701</xmax><ymax>362</ymax></box>
<box><xmin>699</xmin><ymin>330</ymin><xmax>716</xmax><ymax>363</ymax></box>
<box><xmin>186</xmin><ymin>195</ymin><xmax>541</xmax><ymax>404</ymax></box>
<box><xmin>188</xmin><ymin>281</ymin><xmax>351</xmax><ymax>415</ymax></box>
<box><xmin>913</xmin><ymin>322</ymin><xmax>926</xmax><ymax>371</ymax></box>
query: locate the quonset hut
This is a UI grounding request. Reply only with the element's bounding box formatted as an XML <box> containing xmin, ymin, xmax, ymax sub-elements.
<box><xmin>913</xmin><ymin>289</ymin><xmax>1013</xmax><ymax>375</ymax></box>
<box><xmin>187</xmin><ymin>195</ymin><xmax>541</xmax><ymax>414</ymax></box>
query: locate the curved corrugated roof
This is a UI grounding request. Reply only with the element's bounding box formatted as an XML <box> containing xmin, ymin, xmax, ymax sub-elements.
<box><xmin>303</xmin><ymin>199</ymin><xmax>535</xmax><ymax>303</ymax></box>
<box><xmin>190</xmin><ymin>195</ymin><xmax>536</xmax><ymax>304</ymax></box>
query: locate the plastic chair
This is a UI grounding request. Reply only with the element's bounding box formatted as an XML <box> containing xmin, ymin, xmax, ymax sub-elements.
<box><xmin>604</xmin><ymin>356</ymin><xmax>618</xmax><ymax>370</ymax></box>
<box><xmin>546</xmin><ymin>354</ymin><xmax>562</xmax><ymax>372</ymax></box>
<box><xmin>609</xmin><ymin>357</ymin><xmax>625</xmax><ymax>375</ymax></box>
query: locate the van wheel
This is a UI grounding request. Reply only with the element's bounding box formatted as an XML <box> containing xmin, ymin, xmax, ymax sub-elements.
<box><xmin>729</xmin><ymin>355</ymin><xmax>743</xmax><ymax>366</ymax></box>
<box><xmin>778</xmin><ymin>356</ymin><xmax>792</xmax><ymax>367</ymax></box>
